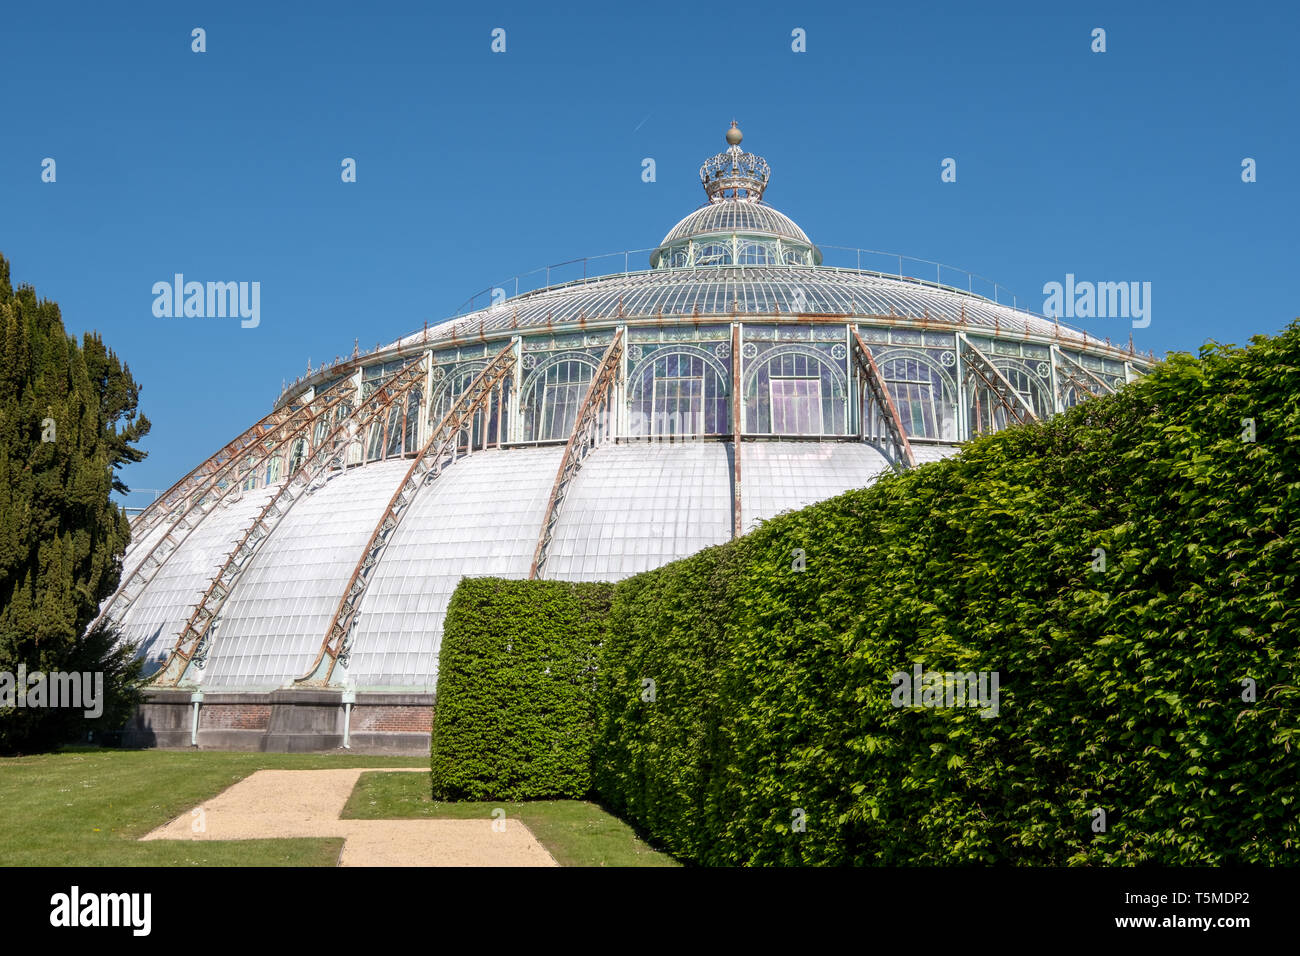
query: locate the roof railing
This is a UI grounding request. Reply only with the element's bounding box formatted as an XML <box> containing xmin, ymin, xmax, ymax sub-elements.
<box><xmin>447</xmin><ymin>244</ymin><xmax>1027</xmax><ymax>321</ymax></box>
<box><xmin>274</xmin><ymin>245</ymin><xmax>1155</xmax><ymax>404</ymax></box>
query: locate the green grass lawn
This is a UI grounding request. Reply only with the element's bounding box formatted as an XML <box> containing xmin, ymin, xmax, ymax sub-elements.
<box><xmin>0</xmin><ymin>747</ymin><xmax>417</xmax><ymax>866</ymax></box>
<box><xmin>342</xmin><ymin>770</ymin><xmax>678</xmax><ymax>867</ymax></box>
<box><xmin>0</xmin><ymin>748</ymin><xmax>675</xmax><ymax>867</ymax></box>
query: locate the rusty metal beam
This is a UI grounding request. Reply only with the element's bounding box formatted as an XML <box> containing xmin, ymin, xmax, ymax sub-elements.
<box><xmin>1052</xmin><ymin>346</ymin><xmax>1114</xmax><ymax>403</ymax></box>
<box><xmin>850</xmin><ymin>328</ymin><xmax>917</xmax><ymax>471</ymax></box>
<box><xmin>130</xmin><ymin>406</ymin><xmax>302</xmax><ymax>536</ymax></box>
<box><xmin>90</xmin><ymin>386</ymin><xmax>356</xmax><ymax>637</ymax></box>
<box><xmin>959</xmin><ymin>334</ymin><xmax>1038</xmax><ymax>428</ymax></box>
<box><xmin>151</xmin><ymin>357</ymin><xmax>430</xmax><ymax>688</ymax></box>
<box><xmin>296</xmin><ymin>343</ymin><xmax>517</xmax><ymax>687</ymax></box>
<box><xmin>529</xmin><ymin>330</ymin><xmax>624</xmax><ymax>579</ymax></box>
<box><xmin>731</xmin><ymin>323</ymin><xmax>743</xmax><ymax>538</ymax></box>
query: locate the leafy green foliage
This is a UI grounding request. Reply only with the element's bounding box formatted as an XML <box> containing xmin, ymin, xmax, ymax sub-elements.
<box><xmin>0</xmin><ymin>254</ymin><xmax>149</xmax><ymax>753</ymax></box>
<box><xmin>430</xmin><ymin>578</ymin><xmax>612</xmax><ymax>800</ymax></box>
<box><xmin>439</xmin><ymin>321</ymin><xmax>1300</xmax><ymax>864</ymax></box>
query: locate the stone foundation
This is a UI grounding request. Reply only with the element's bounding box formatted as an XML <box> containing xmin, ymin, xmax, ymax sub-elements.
<box><xmin>113</xmin><ymin>688</ymin><xmax>434</xmax><ymax>756</ymax></box>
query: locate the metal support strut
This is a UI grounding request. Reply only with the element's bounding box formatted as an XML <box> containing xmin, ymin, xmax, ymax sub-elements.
<box><xmin>130</xmin><ymin>405</ymin><xmax>303</xmax><ymax>536</ymax></box>
<box><xmin>90</xmin><ymin>388</ymin><xmax>355</xmax><ymax>637</ymax></box>
<box><xmin>296</xmin><ymin>342</ymin><xmax>518</xmax><ymax>686</ymax></box>
<box><xmin>529</xmin><ymin>330</ymin><xmax>625</xmax><ymax>579</ymax></box>
<box><xmin>1052</xmin><ymin>345</ymin><xmax>1114</xmax><ymax>405</ymax></box>
<box><xmin>959</xmin><ymin>333</ymin><xmax>1039</xmax><ymax>430</ymax></box>
<box><xmin>850</xmin><ymin>328</ymin><xmax>917</xmax><ymax>471</ymax></box>
<box><xmin>151</xmin><ymin>358</ymin><xmax>429</xmax><ymax>688</ymax></box>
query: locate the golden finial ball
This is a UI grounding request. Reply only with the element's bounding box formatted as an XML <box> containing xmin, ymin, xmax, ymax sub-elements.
<box><xmin>725</xmin><ymin>122</ymin><xmax>743</xmax><ymax>146</ymax></box>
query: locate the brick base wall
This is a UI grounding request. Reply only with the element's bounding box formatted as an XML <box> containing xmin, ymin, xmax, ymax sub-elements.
<box><xmin>200</xmin><ymin>703</ymin><xmax>272</xmax><ymax>731</ymax></box>
<box><xmin>115</xmin><ymin>690</ymin><xmax>434</xmax><ymax>755</ymax></box>
<box><xmin>351</xmin><ymin>705</ymin><xmax>433</xmax><ymax>734</ymax></box>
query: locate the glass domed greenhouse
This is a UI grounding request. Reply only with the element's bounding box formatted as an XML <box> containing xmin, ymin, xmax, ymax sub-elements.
<box><xmin>109</xmin><ymin>125</ymin><xmax>1153</xmax><ymax>751</ymax></box>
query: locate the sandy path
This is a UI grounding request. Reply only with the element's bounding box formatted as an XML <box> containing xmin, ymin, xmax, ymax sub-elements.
<box><xmin>141</xmin><ymin>768</ymin><xmax>557</xmax><ymax>867</ymax></box>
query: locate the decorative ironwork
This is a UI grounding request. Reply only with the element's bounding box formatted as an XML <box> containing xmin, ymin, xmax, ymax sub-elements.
<box><xmin>90</xmin><ymin>386</ymin><xmax>356</xmax><ymax>636</ymax></box>
<box><xmin>151</xmin><ymin>357</ymin><xmax>430</xmax><ymax>687</ymax></box>
<box><xmin>959</xmin><ymin>334</ymin><xmax>1039</xmax><ymax>427</ymax></box>
<box><xmin>1052</xmin><ymin>346</ymin><xmax>1114</xmax><ymax>403</ymax></box>
<box><xmin>296</xmin><ymin>342</ymin><xmax>517</xmax><ymax>687</ymax></box>
<box><xmin>699</xmin><ymin>122</ymin><xmax>770</xmax><ymax>203</ymax></box>
<box><xmin>529</xmin><ymin>329</ymin><xmax>625</xmax><ymax>578</ymax></box>
<box><xmin>850</xmin><ymin>329</ymin><xmax>917</xmax><ymax>471</ymax></box>
<box><xmin>129</xmin><ymin>407</ymin><xmax>303</xmax><ymax>536</ymax></box>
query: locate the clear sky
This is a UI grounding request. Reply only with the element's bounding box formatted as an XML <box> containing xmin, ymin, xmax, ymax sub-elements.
<box><xmin>2</xmin><ymin>0</ymin><xmax>1296</xmax><ymax>503</ymax></box>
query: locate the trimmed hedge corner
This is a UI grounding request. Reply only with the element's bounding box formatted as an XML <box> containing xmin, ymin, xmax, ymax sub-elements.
<box><xmin>430</xmin><ymin>577</ymin><xmax>612</xmax><ymax>801</ymax></box>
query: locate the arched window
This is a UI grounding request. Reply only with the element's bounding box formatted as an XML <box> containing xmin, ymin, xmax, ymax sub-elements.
<box><xmin>736</xmin><ymin>240</ymin><xmax>776</xmax><ymax>265</ymax></box>
<box><xmin>265</xmin><ymin>455</ymin><xmax>283</xmax><ymax>486</ymax></box>
<box><xmin>404</xmin><ymin>386</ymin><xmax>422</xmax><ymax>453</ymax></box>
<box><xmin>432</xmin><ymin>367</ymin><xmax>504</xmax><ymax>449</ymax></box>
<box><xmin>971</xmin><ymin>361</ymin><xmax>1050</xmax><ymax>435</ymax></box>
<box><xmin>694</xmin><ymin>241</ymin><xmax>733</xmax><ymax>266</ymax></box>
<box><xmin>627</xmin><ymin>348</ymin><xmax>730</xmax><ymax>437</ymax></box>
<box><xmin>362</xmin><ymin>384</ymin><xmax>425</xmax><ymax>461</ymax></box>
<box><xmin>876</xmin><ymin>352</ymin><xmax>957</xmax><ymax>440</ymax></box>
<box><xmin>522</xmin><ymin>354</ymin><xmax>598</xmax><ymax>441</ymax></box>
<box><xmin>744</xmin><ymin>346</ymin><xmax>848</xmax><ymax>435</ymax></box>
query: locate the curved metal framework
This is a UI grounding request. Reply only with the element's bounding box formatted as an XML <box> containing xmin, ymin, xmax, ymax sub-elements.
<box><xmin>851</xmin><ymin>329</ymin><xmax>917</xmax><ymax>471</ymax></box>
<box><xmin>107</xmin><ymin>125</ymin><xmax>1162</xmax><ymax>694</ymax></box>
<box><xmin>297</xmin><ymin>342</ymin><xmax>518</xmax><ymax>687</ymax></box>
<box><xmin>1052</xmin><ymin>345</ymin><xmax>1114</xmax><ymax>405</ymax></box>
<box><xmin>151</xmin><ymin>358</ymin><xmax>430</xmax><ymax>687</ymax></box>
<box><xmin>91</xmin><ymin>386</ymin><xmax>356</xmax><ymax>636</ymax></box>
<box><xmin>130</xmin><ymin>406</ymin><xmax>301</xmax><ymax>536</ymax></box>
<box><xmin>529</xmin><ymin>329</ymin><xmax>625</xmax><ymax>579</ymax></box>
<box><xmin>959</xmin><ymin>333</ymin><xmax>1039</xmax><ymax>430</ymax></box>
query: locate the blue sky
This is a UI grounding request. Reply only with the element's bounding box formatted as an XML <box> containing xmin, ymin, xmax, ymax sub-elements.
<box><xmin>2</xmin><ymin>0</ymin><xmax>1296</xmax><ymax>503</ymax></box>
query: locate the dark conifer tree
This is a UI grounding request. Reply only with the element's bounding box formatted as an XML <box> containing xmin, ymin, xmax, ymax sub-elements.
<box><xmin>0</xmin><ymin>253</ymin><xmax>148</xmax><ymax>752</ymax></box>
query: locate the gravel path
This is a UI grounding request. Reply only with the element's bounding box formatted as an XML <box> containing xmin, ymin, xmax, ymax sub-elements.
<box><xmin>141</xmin><ymin>768</ymin><xmax>558</xmax><ymax>867</ymax></box>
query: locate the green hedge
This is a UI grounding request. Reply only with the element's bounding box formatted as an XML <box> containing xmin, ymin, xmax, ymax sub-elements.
<box><xmin>429</xmin><ymin>577</ymin><xmax>612</xmax><ymax>800</ymax></box>
<box><xmin>436</xmin><ymin>323</ymin><xmax>1300</xmax><ymax>864</ymax></box>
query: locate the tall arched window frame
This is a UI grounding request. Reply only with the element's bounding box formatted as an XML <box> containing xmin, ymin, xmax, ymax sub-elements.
<box><xmin>970</xmin><ymin>360</ymin><xmax>1051</xmax><ymax>434</ymax></box>
<box><xmin>743</xmin><ymin>344</ymin><xmax>849</xmax><ymax>436</ymax></box>
<box><xmin>431</xmin><ymin>365</ymin><xmax>505</xmax><ymax>450</ymax></box>
<box><xmin>366</xmin><ymin>385</ymin><xmax>424</xmax><ymax>461</ymax></box>
<box><xmin>873</xmin><ymin>349</ymin><xmax>958</xmax><ymax>441</ymax></box>
<box><xmin>288</xmin><ymin>438</ymin><xmax>306</xmax><ymax>474</ymax></box>
<box><xmin>521</xmin><ymin>352</ymin><xmax>599</xmax><ymax>442</ymax></box>
<box><xmin>627</xmin><ymin>346</ymin><xmax>730</xmax><ymax>437</ymax></box>
<box><xmin>736</xmin><ymin>239</ymin><xmax>777</xmax><ymax>265</ymax></box>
